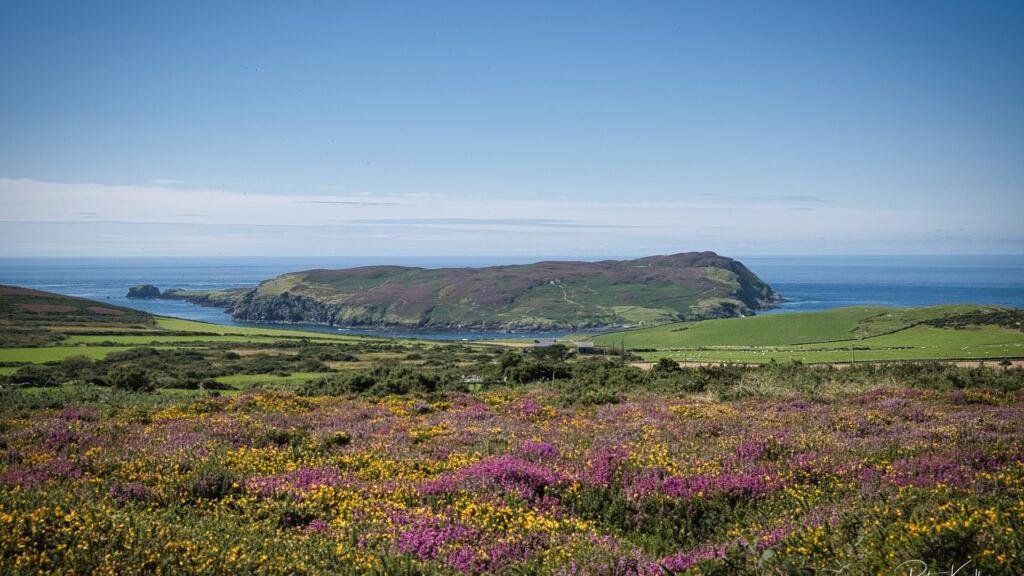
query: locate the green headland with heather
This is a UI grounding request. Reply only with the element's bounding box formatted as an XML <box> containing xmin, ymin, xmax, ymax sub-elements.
<box><xmin>138</xmin><ymin>252</ymin><xmax>780</xmax><ymax>332</ymax></box>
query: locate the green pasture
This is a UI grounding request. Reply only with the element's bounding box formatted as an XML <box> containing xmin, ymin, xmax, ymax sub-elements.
<box><xmin>635</xmin><ymin>325</ymin><xmax>1024</xmax><ymax>364</ymax></box>
<box><xmin>594</xmin><ymin>305</ymin><xmax>1024</xmax><ymax>364</ymax></box>
<box><xmin>214</xmin><ymin>371</ymin><xmax>334</xmax><ymax>387</ymax></box>
<box><xmin>595</xmin><ymin>305</ymin><xmax>979</xmax><ymax>349</ymax></box>
<box><xmin>47</xmin><ymin>326</ymin><xmax>165</xmax><ymax>334</ymax></box>
<box><xmin>0</xmin><ymin>346</ymin><xmax>170</xmax><ymax>363</ymax></box>
<box><xmin>153</xmin><ymin>317</ymin><xmax>355</xmax><ymax>339</ymax></box>
<box><xmin>3</xmin><ymin>315</ymin><xmax>459</xmax><ymax>368</ymax></box>
<box><xmin>154</xmin><ymin>317</ymin><xmax>433</xmax><ymax>347</ymax></box>
<box><xmin>63</xmin><ymin>334</ymin><xmax>300</xmax><ymax>345</ymax></box>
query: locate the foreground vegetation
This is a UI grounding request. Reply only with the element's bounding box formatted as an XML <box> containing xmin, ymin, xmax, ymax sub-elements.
<box><xmin>2</xmin><ymin>285</ymin><xmax>1024</xmax><ymax>574</ymax></box>
<box><xmin>2</xmin><ymin>360</ymin><xmax>1023</xmax><ymax>575</ymax></box>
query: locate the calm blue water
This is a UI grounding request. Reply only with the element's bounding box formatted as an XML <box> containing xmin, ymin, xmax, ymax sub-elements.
<box><xmin>742</xmin><ymin>255</ymin><xmax>1024</xmax><ymax>314</ymax></box>
<box><xmin>1</xmin><ymin>255</ymin><xmax>1022</xmax><ymax>339</ymax></box>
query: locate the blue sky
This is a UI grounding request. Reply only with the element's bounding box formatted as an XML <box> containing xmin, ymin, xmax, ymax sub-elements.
<box><xmin>1</xmin><ymin>1</ymin><xmax>1022</xmax><ymax>257</ymax></box>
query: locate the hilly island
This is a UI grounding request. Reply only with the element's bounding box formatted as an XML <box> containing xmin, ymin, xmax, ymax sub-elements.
<box><xmin>130</xmin><ymin>251</ymin><xmax>779</xmax><ymax>331</ymax></box>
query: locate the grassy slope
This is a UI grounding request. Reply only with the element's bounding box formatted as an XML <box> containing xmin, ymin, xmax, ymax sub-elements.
<box><xmin>59</xmin><ymin>334</ymin><xmax>358</xmax><ymax>346</ymax></box>
<box><xmin>0</xmin><ymin>285</ymin><xmax>153</xmax><ymax>327</ymax></box>
<box><xmin>596</xmin><ymin>305</ymin><xmax>1024</xmax><ymax>363</ymax></box>
<box><xmin>153</xmin><ymin>317</ymin><xmax>358</xmax><ymax>339</ymax></box>
<box><xmin>1</xmin><ymin>319</ymin><xmax>366</xmax><ymax>364</ymax></box>
<box><xmin>0</xmin><ymin>346</ymin><xmax>167</xmax><ymax>363</ymax></box>
<box><xmin>153</xmin><ymin>317</ymin><xmax>428</xmax><ymax>346</ymax></box>
<box><xmin>268</xmin><ymin>269</ymin><xmax>702</xmax><ymax>327</ymax></box>
<box><xmin>213</xmin><ymin>372</ymin><xmax>333</xmax><ymax>387</ymax></box>
<box><xmin>596</xmin><ymin>305</ymin><xmax>971</xmax><ymax>348</ymax></box>
<box><xmin>0</xmin><ymin>287</ymin><xmax>449</xmax><ymax>367</ymax></box>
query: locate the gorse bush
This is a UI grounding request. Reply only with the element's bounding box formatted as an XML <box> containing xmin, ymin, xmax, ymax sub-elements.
<box><xmin>7</xmin><ymin>342</ymin><xmax>1021</xmax><ymax>403</ymax></box>
<box><xmin>299</xmin><ymin>365</ymin><xmax>451</xmax><ymax>397</ymax></box>
<box><xmin>107</xmin><ymin>364</ymin><xmax>154</xmax><ymax>392</ymax></box>
<box><xmin>6</xmin><ymin>364</ymin><xmax>61</xmax><ymax>387</ymax></box>
<box><xmin>59</xmin><ymin>355</ymin><xmax>94</xmax><ymax>379</ymax></box>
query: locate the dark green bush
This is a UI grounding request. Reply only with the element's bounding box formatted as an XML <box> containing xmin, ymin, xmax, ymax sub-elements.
<box><xmin>108</xmin><ymin>365</ymin><xmax>155</xmax><ymax>392</ymax></box>
<box><xmin>6</xmin><ymin>364</ymin><xmax>61</xmax><ymax>387</ymax></box>
<box><xmin>653</xmin><ymin>357</ymin><xmax>682</xmax><ymax>373</ymax></box>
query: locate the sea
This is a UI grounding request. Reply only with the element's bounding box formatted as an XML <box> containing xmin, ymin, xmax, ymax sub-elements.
<box><xmin>1</xmin><ymin>255</ymin><xmax>1022</xmax><ymax>340</ymax></box>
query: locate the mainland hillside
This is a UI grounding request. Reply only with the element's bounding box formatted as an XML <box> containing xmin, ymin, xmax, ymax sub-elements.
<box><xmin>144</xmin><ymin>252</ymin><xmax>780</xmax><ymax>331</ymax></box>
<box><xmin>0</xmin><ymin>285</ymin><xmax>153</xmax><ymax>329</ymax></box>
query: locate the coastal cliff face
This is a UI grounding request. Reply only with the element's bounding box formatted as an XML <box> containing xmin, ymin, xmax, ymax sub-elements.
<box><xmin>160</xmin><ymin>288</ymin><xmax>249</xmax><ymax>308</ymax></box>
<box><xmin>126</xmin><ymin>284</ymin><xmax>161</xmax><ymax>299</ymax></box>
<box><xmin>202</xmin><ymin>252</ymin><xmax>780</xmax><ymax>331</ymax></box>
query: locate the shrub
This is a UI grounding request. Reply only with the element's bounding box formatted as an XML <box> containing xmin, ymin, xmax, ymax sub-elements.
<box><xmin>505</xmin><ymin>361</ymin><xmax>572</xmax><ymax>384</ymax></box>
<box><xmin>189</xmin><ymin>470</ymin><xmax>239</xmax><ymax>500</ymax></box>
<box><xmin>108</xmin><ymin>365</ymin><xmax>155</xmax><ymax>392</ymax></box>
<box><xmin>60</xmin><ymin>355</ymin><xmax>94</xmax><ymax>379</ymax></box>
<box><xmin>526</xmin><ymin>344</ymin><xmax>573</xmax><ymax>363</ymax></box>
<box><xmin>320</xmin><ymin>431</ymin><xmax>352</xmax><ymax>451</ymax></box>
<box><xmin>653</xmin><ymin>357</ymin><xmax>682</xmax><ymax>373</ymax></box>
<box><xmin>105</xmin><ymin>347</ymin><xmax>161</xmax><ymax>362</ymax></box>
<box><xmin>7</xmin><ymin>364</ymin><xmax>61</xmax><ymax>387</ymax></box>
<box><xmin>259</xmin><ymin>427</ymin><xmax>308</xmax><ymax>448</ymax></box>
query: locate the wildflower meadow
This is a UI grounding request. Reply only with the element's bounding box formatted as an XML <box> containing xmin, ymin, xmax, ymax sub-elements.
<box><xmin>1</xmin><ymin>377</ymin><xmax>1022</xmax><ymax>574</ymax></box>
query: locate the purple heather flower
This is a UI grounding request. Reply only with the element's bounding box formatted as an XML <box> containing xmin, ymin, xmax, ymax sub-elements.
<box><xmin>423</xmin><ymin>455</ymin><xmax>563</xmax><ymax>500</ymax></box>
<box><xmin>581</xmin><ymin>446</ymin><xmax>629</xmax><ymax>487</ymax></box>
<box><xmin>44</xmin><ymin>427</ymin><xmax>79</xmax><ymax>451</ymax></box>
<box><xmin>247</xmin><ymin>467</ymin><xmax>343</xmax><ymax>496</ymax></box>
<box><xmin>516</xmin><ymin>399</ymin><xmax>543</xmax><ymax>418</ymax></box>
<box><xmin>0</xmin><ymin>456</ymin><xmax>82</xmax><ymax>486</ymax></box>
<box><xmin>109</xmin><ymin>481</ymin><xmax>150</xmax><ymax>502</ymax></box>
<box><xmin>734</xmin><ymin>438</ymin><xmax>770</xmax><ymax>462</ymax></box>
<box><xmin>519</xmin><ymin>440</ymin><xmax>559</xmax><ymax>460</ymax></box>
<box><xmin>623</xmin><ymin>467</ymin><xmax>667</xmax><ymax>499</ymax></box>
<box><xmin>662</xmin><ymin>466</ymin><xmax>784</xmax><ymax>500</ymax></box>
<box><xmin>660</xmin><ymin>545</ymin><xmax>725</xmax><ymax>572</ymax></box>
<box><xmin>758</xmin><ymin>524</ymin><xmax>794</xmax><ymax>548</ymax></box>
<box><xmin>58</xmin><ymin>407</ymin><xmax>97</xmax><ymax>421</ymax></box>
<box><xmin>303</xmin><ymin>519</ymin><xmax>331</xmax><ymax>534</ymax></box>
<box><xmin>445</xmin><ymin>546</ymin><xmax>478</xmax><ymax>572</ymax></box>
<box><xmin>394</xmin><ymin>517</ymin><xmax>480</xmax><ymax>561</ymax></box>
<box><xmin>887</xmin><ymin>454</ymin><xmax>975</xmax><ymax>488</ymax></box>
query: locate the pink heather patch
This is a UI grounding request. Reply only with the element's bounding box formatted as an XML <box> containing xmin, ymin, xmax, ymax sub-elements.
<box><xmin>662</xmin><ymin>466</ymin><xmax>785</xmax><ymax>500</ymax></box>
<box><xmin>519</xmin><ymin>440</ymin><xmax>559</xmax><ymax>460</ymax></box>
<box><xmin>303</xmin><ymin>519</ymin><xmax>331</xmax><ymax>534</ymax></box>
<box><xmin>581</xmin><ymin>446</ymin><xmax>629</xmax><ymax>487</ymax></box>
<box><xmin>247</xmin><ymin>467</ymin><xmax>343</xmax><ymax>496</ymax></box>
<box><xmin>423</xmin><ymin>455</ymin><xmax>563</xmax><ymax>500</ymax></box>
<box><xmin>660</xmin><ymin>545</ymin><xmax>726</xmax><ymax>572</ymax></box>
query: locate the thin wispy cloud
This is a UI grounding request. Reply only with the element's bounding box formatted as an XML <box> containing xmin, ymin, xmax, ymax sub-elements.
<box><xmin>293</xmin><ymin>199</ymin><xmax>405</xmax><ymax>206</ymax></box>
<box><xmin>349</xmin><ymin>218</ymin><xmax>653</xmax><ymax>229</ymax></box>
<box><xmin>693</xmin><ymin>193</ymin><xmax>833</xmax><ymax>205</ymax></box>
<box><xmin>0</xmin><ymin>178</ymin><xmax>1020</xmax><ymax>256</ymax></box>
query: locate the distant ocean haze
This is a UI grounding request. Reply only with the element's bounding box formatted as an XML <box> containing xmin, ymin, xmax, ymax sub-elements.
<box><xmin>0</xmin><ymin>255</ymin><xmax>1021</xmax><ymax>340</ymax></box>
